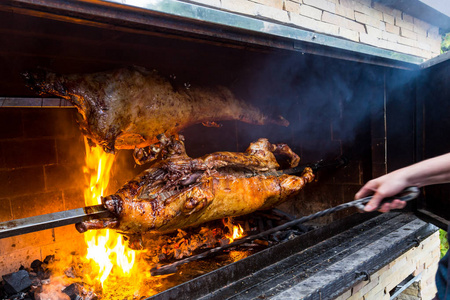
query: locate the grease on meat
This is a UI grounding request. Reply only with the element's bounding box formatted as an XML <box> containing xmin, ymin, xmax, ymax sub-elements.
<box><xmin>76</xmin><ymin>136</ymin><xmax>314</xmax><ymax>237</ymax></box>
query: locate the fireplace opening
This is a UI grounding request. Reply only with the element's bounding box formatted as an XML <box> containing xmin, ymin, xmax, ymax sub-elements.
<box><xmin>0</xmin><ymin>1</ymin><xmax>447</xmax><ymax>299</ymax></box>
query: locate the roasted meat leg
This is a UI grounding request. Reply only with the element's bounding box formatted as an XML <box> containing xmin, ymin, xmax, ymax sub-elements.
<box><xmin>76</xmin><ymin>137</ymin><xmax>314</xmax><ymax>236</ymax></box>
<box><xmin>23</xmin><ymin>66</ymin><xmax>288</xmax><ymax>156</ymax></box>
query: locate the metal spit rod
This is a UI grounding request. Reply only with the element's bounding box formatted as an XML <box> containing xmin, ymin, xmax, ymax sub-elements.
<box><xmin>0</xmin><ymin>157</ymin><xmax>347</xmax><ymax>240</ymax></box>
<box><xmin>150</xmin><ymin>187</ymin><xmax>420</xmax><ymax>276</ymax></box>
<box><xmin>0</xmin><ymin>205</ymin><xmax>111</xmax><ymax>239</ymax></box>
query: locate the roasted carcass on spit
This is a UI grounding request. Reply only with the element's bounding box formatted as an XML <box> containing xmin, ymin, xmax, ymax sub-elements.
<box><xmin>76</xmin><ymin>135</ymin><xmax>314</xmax><ymax>240</ymax></box>
<box><xmin>22</xmin><ymin>66</ymin><xmax>289</xmax><ymax>163</ymax></box>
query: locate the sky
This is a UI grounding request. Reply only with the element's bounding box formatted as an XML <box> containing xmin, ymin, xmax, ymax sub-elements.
<box><xmin>420</xmin><ymin>0</ymin><xmax>450</xmax><ymax>16</ymax></box>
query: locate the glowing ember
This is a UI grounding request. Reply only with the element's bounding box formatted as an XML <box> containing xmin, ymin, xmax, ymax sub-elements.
<box><xmin>82</xmin><ymin>139</ymin><xmax>137</xmax><ymax>289</ymax></box>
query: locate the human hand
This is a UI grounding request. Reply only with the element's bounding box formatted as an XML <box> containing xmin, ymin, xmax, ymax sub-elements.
<box><xmin>355</xmin><ymin>173</ymin><xmax>408</xmax><ymax>212</ymax></box>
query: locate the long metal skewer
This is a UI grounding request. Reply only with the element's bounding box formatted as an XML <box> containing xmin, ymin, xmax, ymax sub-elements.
<box><xmin>0</xmin><ymin>205</ymin><xmax>111</xmax><ymax>239</ymax></box>
<box><xmin>150</xmin><ymin>187</ymin><xmax>419</xmax><ymax>276</ymax></box>
<box><xmin>0</xmin><ymin>157</ymin><xmax>347</xmax><ymax>239</ymax></box>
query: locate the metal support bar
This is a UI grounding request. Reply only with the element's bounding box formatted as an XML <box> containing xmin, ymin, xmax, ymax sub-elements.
<box><xmin>0</xmin><ymin>205</ymin><xmax>111</xmax><ymax>239</ymax></box>
<box><xmin>0</xmin><ymin>97</ymin><xmax>73</xmax><ymax>108</ymax></box>
<box><xmin>389</xmin><ymin>273</ymin><xmax>422</xmax><ymax>299</ymax></box>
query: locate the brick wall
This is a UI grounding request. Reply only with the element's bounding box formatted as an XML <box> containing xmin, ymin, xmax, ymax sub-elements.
<box><xmin>183</xmin><ymin>0</ymin><xmax>442</xmax><ymax>59</ymax></box>
<box><xmin>0</xmin><ymin>108</ymin><xmax>86</xmax><ymax>275</ymax></box>
<box><xmin>336</xmin><ymin>231</ymin><xmax>440</xmax><ymax>300</ymax></box>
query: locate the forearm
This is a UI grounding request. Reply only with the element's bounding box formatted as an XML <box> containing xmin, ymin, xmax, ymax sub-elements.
<box><xmin>399</xmin><ymin>153</ymin><xmax>450</xmax><ymax>187</ymax></box>
<box><xmin>356</xmin><ymin>152</ymin><xmax>450</xmax><ymax>212</ymax></box>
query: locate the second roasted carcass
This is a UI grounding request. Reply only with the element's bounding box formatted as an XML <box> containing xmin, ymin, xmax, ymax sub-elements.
<box><xmin>23</xmin><ymin>66</ymin><xmax>289</xmax><ymax>163</ymax></box>
<box><xmin>76</xmin><ymin>136</ymin><xmax>314</xmax><ymax>239</ymax></box>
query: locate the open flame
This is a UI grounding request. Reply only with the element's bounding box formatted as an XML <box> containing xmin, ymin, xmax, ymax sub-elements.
<box><xmin>230</xmin><ymin>224</ymin><xmax>244</xmax><ymax>241</ymax></box>
<box><xmin>223</xmin><ymin>218</ymin><xmax>244</xmax><ymax>242</ymax></box>
<box><xmin>25</xmin><ymin>140</ymin><xmax>255</xmax><ymax>299</ymax></box>
<box><xmin>82</xmin><ymin>139</ymin><xmax>138</xmax><ymax>289</ymax></box>
<box><xmin>78</xmin><ymin>139</ymin><xmax>249</xmax><ymax>294</ymax></box>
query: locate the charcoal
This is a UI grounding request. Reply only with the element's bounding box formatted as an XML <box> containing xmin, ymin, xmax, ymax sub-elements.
<box><xmin>30</xmin><ymin>260</ymin><xmax>42</xmax><ymax>271</ymax></box>
<box><xmin>85</xmin><ymin>291</ymin><xmax>98</xmax><ymax>300</ymax></box>
<box><xmin>257</xmin><ymin>218</ymin><xmax>264</xmax><ymax>232</ymax></box>
<box><xmin>62</xmin><ymin>283</ymin><xmax>98</xmax><ymax>300</ymax></box>
<box><xmin>2</xmin><ymin>270</ymin><xmax>32</xmax><ymax>295</ymax></box>
<box><xmin>241</xmin><ymin>243</ymin><xmax>258</xmax><ymax>247</ymax></box>
<box><xmin>174</xmin><ymin>249</ymin><xmax>183</xmax><ymax>259</ymax></box>
<box><xmin>254</xmin><ymin>239</ymin><xmax>269</xmax><ymax>246</ymax></box>
<box><xmin>36</xmin><ymin>269</ymin><xmax>50</xmax><ymax>280</ymax></box>
<box><xmin>244</xmin><ymin>220</ymin><xmax>250</xmax><ymax>232</ymax></box>
<box><xmin>270</xmin><ymin>232</ymin><xmax>281</xmax><ymax>242</ymax></box>
<box><xmin>29</xmin><ymin>281</ymin><xmax>41</xmax><ymax>295</ymax></box>
<box><xmin>30</xmin><ymin>261</ymin><xmax>45</xmax><ymax>277</ymax></box>
<box><xmin>8</xmin><ymin>292</ymin><xmax>31</xmax><ymax>300</ymax></box>
<box><xmin>40</xmin><ymin>279</ymin><xmax>50</xmax><ymax>285</ymax></box>
<box><xmin>43</xmin><ymin>255</ymin><xmax>54</xmax><ymax>265</ymax></box>
<box><xmin>281</xmin><ymin>231</ymin><xmax>300</xmax><ymax>242</ymax></box>
<box><xmin>293</xmin><ymin>223</ymin><xmax>311</xmax><ymax>233</ymax></box>
<box><xmin>219</xmin><ymin>238</ymin><xmax>229</xmax><ymax>247</ymax></box>
<box><xmin>272</xmin><ymin>208</ymin><xmax>296</xmax><ymax>220</ymax></box>
<box><xmin>62</xmin><ymin>283</ymin><xmax>83</xmax><ymax>300</ymax></box>
<box><xmin>157</xmin><ymin>253</ymin><xmax>166</xmax><ymax>262</ymax></box>
<box><xmin>28</xmin><ymin>273</ymin><xmax>41</xmax><ymax>287</ymax></box>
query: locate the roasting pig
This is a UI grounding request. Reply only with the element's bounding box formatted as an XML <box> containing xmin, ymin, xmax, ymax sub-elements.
<box><xmin>75</xmin><ymin>136</ymin><xmax>314</xmax><ymax>240</ymax></box>
<box><xmin>22</xmin><ymin>66</ymin><xmax>289</xmax><ymax>163</ymax></box>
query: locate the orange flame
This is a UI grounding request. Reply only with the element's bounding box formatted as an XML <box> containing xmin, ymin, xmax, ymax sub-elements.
<box><xmin>223</xmin><ymin>218</ymin><xmax>245</xmax><ymax>243</ymax></box>
<box><xmin>82</xmin><ymin>139</ymin><xmax>137</xmax><ymax>289</ymax></box>
<box><xmin>230</xmin><ymin>224</ymin><xmax>244</xmax><ymax>240</ymax></box>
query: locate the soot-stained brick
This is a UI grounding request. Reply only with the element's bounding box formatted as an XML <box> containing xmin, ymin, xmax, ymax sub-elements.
<box><xmin>0</xmin><ymin>198</ymin><xmax>12</xmax><ymax>222</ymax></box>
<box><xmin>11</xmin><ymin>191</ymin><xmax>63</xmax><ymax>219</ymax></box>
<box><xmin>0</xmin><ymin>166</ymin><xmax>45</xmax><ymax>197</ymax></box>
<box><xmin>0</xmin><ymin>139</ymin><xmax>57</xmax><ymax>168</ymax></box>
<box><xmin>44</xmin><ymin>164</ymin><xmax>84</xmax><ymax>191</ymax></box>
<box><xmin>56</xmin><ymin>136</ymin><xmax>85</xmax><ymax>165</ymax></box>
<box><xmin>22</xmin><ymin>108</ymin><xmax>79</xmax><ymax>138</ymax></box>
<box><xmin>63</xmin><ymin>188</ymin><xmax>85</xmax><ymax>210</ymax></box>
<box><xmin>0</xmin><ymin>109</ymin><xmax>23</xmax><ymax>139</ymax></box>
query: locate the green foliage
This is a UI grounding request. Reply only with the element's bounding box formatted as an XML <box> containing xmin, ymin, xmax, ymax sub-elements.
<box><xmin>442</xmin><ymin>32</ymin><xmax>450</xmax><ymax>53</ymax></box>
<box><xmin>440</xmin><ymin>229</ymin><xmax>449</xmax><ymax>258</ymax></box>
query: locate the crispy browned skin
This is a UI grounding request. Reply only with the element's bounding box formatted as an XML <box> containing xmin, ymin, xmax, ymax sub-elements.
<box><xmin>23</xmin><ymin>66</ymin><xmax>288</xmax><ymax>153</ymax></box>
<box><xmin>76</xmin><ymin>137</ymin><xmax>314</xmax><ymax>235</ymax></box>
<box><xmin>114</xmin><ymin>170</ymin><xmax>314</xmax><ymax>234</ymax></box>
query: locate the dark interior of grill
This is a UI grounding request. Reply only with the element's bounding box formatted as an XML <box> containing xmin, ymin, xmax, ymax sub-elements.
<box><xmin>0</xmin><ymin>8</ymin><xmax>387</xmax><ymax>219</ymax></box>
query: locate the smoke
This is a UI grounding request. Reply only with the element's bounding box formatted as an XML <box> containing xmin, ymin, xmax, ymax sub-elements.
<box><xmin>105</xmin><ymin>53</ymin><xmax>420</xmax><ymax>170</ymax></box>
<box><xmin>226</xmin><ymin>52</ymin><xmax>418</xmax><ymax>162</ymax></box>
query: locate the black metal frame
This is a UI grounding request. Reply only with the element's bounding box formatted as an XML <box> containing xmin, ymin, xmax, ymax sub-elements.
<box><xmin>414</xmin><ymin>54</ymin><xmax>450</xmax><ymax>230</ymax></box>
<box><xmin>147</xmin><ymin>213</ymin><xmax>436</xmax><ymax>300</ymax></box>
